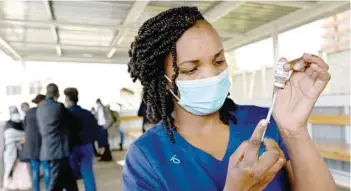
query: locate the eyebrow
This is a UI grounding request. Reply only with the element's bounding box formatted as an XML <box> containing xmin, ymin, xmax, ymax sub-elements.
<box><xmin>213</xmin><ymin>49</ymin><xmax>224</xmax><ymax>61</ymax></box>
<box><xmin>178</xmin><ymin>49</ymin><xmax>224</xmax><ymax>66</ymax></box>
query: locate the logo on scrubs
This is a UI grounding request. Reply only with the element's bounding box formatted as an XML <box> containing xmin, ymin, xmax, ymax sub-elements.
<box><xmin>170</xmin><ymin>155</ymin><xmax>180</xmax><ymax>164</ymax></box>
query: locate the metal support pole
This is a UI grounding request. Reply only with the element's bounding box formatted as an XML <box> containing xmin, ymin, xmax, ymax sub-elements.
<box><xmin>271</xmin><ymin>24</ymin><xmax>279</xmax><ymax>101</ymax></box>
<box><xmin>261</xmin><ymin>66</ymin><xmax>267</xmax><ymax>97</ymax></box>
<box><xmin>272</xmin><ymin>24</ymin><xmax>279</xmax><ymax>67</ymax></box>
<box><xmin>21</xmin><ymin>61</ymin><xmax>30</xmax><ymax>102</ymax></box>
<box><xmin>242</xmin><ymin>71</ymin><xmax>247</xmax><ymax>99</ymax></box>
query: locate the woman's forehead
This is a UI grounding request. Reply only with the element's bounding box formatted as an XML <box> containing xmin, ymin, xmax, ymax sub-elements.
<box><xmin>175</xmin><ymin>20</ymin><xmax>223</xmax><ymax>61</ymax></box>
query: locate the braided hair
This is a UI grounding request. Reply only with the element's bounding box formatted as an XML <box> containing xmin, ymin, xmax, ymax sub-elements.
<box><xmin>128</xmin><ymin>6</ymin><xmax>237</xmax><ymax>144</ymax></box>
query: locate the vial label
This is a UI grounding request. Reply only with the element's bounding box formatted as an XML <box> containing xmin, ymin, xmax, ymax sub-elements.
<box><xmin>274</xmin><ymin>60</ymin><xmax>290</xmax><ymax>88</ymax></box>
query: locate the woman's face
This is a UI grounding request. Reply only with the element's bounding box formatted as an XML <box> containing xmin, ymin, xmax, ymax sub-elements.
<box><xmin>165</xmin><ymin>20</ymin><xmax>227</xmax><ymax>81</ymax></box>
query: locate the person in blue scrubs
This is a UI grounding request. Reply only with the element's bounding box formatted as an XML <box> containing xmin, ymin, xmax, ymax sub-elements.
<box><xmin>123</xmin><ymin>6</ymin><xmax>335</xmax><ymax>191</ymax></box>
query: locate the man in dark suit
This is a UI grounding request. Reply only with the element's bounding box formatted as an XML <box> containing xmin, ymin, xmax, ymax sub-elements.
<box><xmin>36</xmin><ymin>83</ymin><xmax>78</xmax><ymax>191</ymax></box>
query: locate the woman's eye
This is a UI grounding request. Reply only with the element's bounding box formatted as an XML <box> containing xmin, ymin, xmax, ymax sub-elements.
<box><xmin>183</xmin><ymin>67</ymin><xmax>198</xmax><ymax>75</ymax></box>
<box><xmin>215</xmin><ymin>60</ymin><xmax>225</xmax><ymax>65</ymax></box>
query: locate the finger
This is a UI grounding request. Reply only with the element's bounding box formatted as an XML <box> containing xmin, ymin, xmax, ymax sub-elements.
<box><xmin>263</xmin><ymin>138</ymin><xmax>279</xmax><ymax>149</ymax></box>
<box><xmin>291</xmin><ymin>59</ymin><xmax>307</xmax><ymax>72</ymax></box>
<box><xmin>305</xmin><ymin>66</ymin><xmax>320</xmax><ymax>81</ymax></box>
<box><xmin>310</xmin><ymin>63</ymin><xmax>331</xmax><ymax>90</ymax></box>
<box><xmin>229</xmin><ymin>141</ymin><xmax>249</xmax><ymax>167</ymax></box>
<box><xmin>305</xmin><ymin>67</ymin><xmax>314</xmax><ymax>76</ymax></box>
<box><xmin>281</xmin><ymin>57</ymin><xmax>307</xmax><ymax>72</ymax></box>
<box><xmin>312</xmin><ymin>71</ymin><xmax>319</xmax><ymax>81</ymax></box>
<box><xmin>266</xmin><ymin>157</ymin><xmax>286</xmax><ymax>177</ymax></box>
<box><xmin>264</xmin><ymin>138</ymin><xmax>284</xmax><ymax>158</ymax></box>
<box><xmin>248</xmin><ymin>157</ymin><xmax>285</xmax><ymax>191</ymax></box>
<box><xmin>253</xmin><ymin>149</ymin><xmax>281</xmax><ymax>177</ymax></box>
<box><xmin>244</xmin><ymin>120</ymin><xmax>268</xmax><ymax>164</ymax></box>
<box><xmin>248</xmin><ymin>175</ymin><xmax>275</xmax><ymax>191</ymax></box>
<box><xmin>302</xmin><ymin>53</ymin><xmax>329</xmax><ymax>70</ymax></box>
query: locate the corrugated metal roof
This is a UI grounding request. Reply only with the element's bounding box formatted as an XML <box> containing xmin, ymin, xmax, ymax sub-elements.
<box><xmin>0</xmin><ymin>0</ymin><xmax>348</xmax><ymax>64</ymax></box>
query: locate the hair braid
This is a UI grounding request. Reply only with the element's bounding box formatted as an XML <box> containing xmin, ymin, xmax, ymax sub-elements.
<box><xmin>128</xmin><ymin>6</ymin><xmax>237</xmax><ymax>144</ymax></box>
<box><xmin>170</xmin><ymin>43</ymin><xmax>179</xmax><ymax>96</ymax></box>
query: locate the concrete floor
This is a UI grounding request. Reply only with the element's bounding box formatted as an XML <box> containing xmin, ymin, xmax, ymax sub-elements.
<box><xmin>76</xmin><ymin>151</ymin><xmax>126</xmax><ymax>191</ymax></box>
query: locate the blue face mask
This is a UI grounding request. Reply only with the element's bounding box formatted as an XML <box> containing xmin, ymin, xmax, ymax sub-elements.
<box><xmin>165</xmin><ymin>67</ymin><xmax>231</xmax><ymax>115</ymax></box>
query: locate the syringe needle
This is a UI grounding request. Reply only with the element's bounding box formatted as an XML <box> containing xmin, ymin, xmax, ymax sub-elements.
<box><xmin>261</xmin><ymin>92</ymin><xmax>278</xmax><ymax>142</ymax></box>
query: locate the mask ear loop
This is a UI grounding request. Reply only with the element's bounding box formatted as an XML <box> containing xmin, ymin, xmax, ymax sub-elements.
<box><xmin>164</xmin><ymin>75</ymin><xmax>180</xmax><ymax>101</ymax></box>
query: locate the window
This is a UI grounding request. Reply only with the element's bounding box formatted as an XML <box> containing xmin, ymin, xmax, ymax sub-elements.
<box><xmin>29</xmin><ymin>81</ymin><xmax>42</xmax><ymax>94</ymax></box>
<box><xmin>6</xmin><ymin>85</ymin><xmax>21</xmax><ymax>96</ymax></box>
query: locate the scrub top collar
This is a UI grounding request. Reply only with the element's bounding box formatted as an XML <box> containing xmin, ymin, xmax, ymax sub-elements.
<box><xmin>169</xmin><ymin>119</ymin><xmax>237</xmax><ymax>164</ymax></box>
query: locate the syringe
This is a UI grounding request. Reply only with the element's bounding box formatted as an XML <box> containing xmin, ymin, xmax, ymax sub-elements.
<box><xmin>261</xmin><ymin>92</ymin><xmax>277</xmax><ymax>141</ymax></box>
<box><xmin>260</xmin><ymin>57</ymin><xmax>301</xmax><ymax>142</ymax></box>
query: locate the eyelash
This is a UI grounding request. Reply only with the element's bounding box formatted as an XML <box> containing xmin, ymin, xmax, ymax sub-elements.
<box><xmin>183</xmin><ymin>67</ymin><xmax>198</xmax><ymax>75</ymax></box>
<box><xmin>215</xmin><ymin>60</ymin><xmax>225</xmax><ymax>65</ymax></box>
<box><xmin>182</xmin><ymin>60</ymin><xmax>224</xmax><ymax>75</ymax></box>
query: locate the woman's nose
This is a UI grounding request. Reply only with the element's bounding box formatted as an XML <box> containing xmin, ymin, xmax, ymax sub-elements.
<box><xmin>200</xmin><ymin>65</ymin><xmax>222</xmax><ymax>79</ymax></box>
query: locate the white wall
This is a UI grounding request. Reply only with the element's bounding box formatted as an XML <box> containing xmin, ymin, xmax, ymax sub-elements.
<box><xmin>323</xmin><ymin>49</ymin><xmax>350</xmax><ymax>95</ymax></box>
<box><xmin>230</xmin><ymin>49</ymin><xmax>350</xmax><ymax>107</ymax></box>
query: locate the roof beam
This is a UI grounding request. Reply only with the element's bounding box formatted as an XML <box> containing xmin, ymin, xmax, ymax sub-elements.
<box><xmin>43</xmin><ymin>0</ymin><xmax>61</xmax><ymax>56</ymax></box>
<box><xmin>8</xmin><ymin>41</ymin><xmax>128</xmax><ymax>52</ymax></box>
<box><xmin>107</xmin><ymin>1</ymin><xmax>149</xmax><ymax>58</ymax></box>
<box><xmin>0</xmin><ymin>19</ymin><xmax>128</xmax><ymax>31</ymax></box>
<box><xmin>220</xmin><ymin>31</ymin><xmax>246</xmax><ymax>39</ymax></box>
<box><xmin>0</xmin><ymin>37</ymin><xmax>22</xmax><ymax>60</ymax></box>
<box><xmin>204</xmin><ymin>1</ymin><xmax>246</xmax><ymax>23</ymax></box>
<box><xmin>22</xmin><ymin>55</ymin><xmax>130</xmax><ymax>64</ymax></box>
<box><xmin>0</xmin><ymin>18</ymin><xmax>242</xmax><ymax>39</ymax></box>
<box><xmin>224</xmin><ymin>1</ymin><xmax>350</xmax><ymax>51</ymax></box>
<box><xmin>261</xmin><ymin>1</ymin><xmax>316</xmax><ymax>9</ymax></box>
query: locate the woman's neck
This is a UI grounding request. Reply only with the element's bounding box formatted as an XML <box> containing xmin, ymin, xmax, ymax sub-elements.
<box><xmin>173</xmin><ymin>104</ymin><xmax>223</xmax><ymax>136</ymax></box>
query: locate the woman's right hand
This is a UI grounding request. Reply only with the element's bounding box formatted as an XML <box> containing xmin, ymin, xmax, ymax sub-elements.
<box><xmin>224</xmin><ymin>120</ymin><xmax>286</xmax><ymax>191</ymax></box>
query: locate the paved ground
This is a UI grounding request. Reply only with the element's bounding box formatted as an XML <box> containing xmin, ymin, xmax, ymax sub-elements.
<box><xmin>77</xmin><ymin>151</ymin><xmax>126</xmax><ymax>191</ymax></box>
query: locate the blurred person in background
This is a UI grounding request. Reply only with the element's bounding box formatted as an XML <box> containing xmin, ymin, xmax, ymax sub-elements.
<box><xmin>89</xmin><ymin>107</ymin><xmax>100</xmax><ymax>157</ymax></box>
<box><xmin>137</xmin><ymin>100</ymin><xmax>147</xmax><ymax>133</ymax></box>
<box><xmin>20</xmin><ymin>102</ymin><xmax>30</xmax><ymax>119</ymax></box>
<box><xmin>64</xmin><ymin>87</ymin><xmax>97</xmax><ymax>191</ymax></box>
<box><xmin>1</xmin><ymin>106</ymin><xmax>31</xmax><ymax>191</ymax></box>
<box><xmin>138</xmin><ymin>100</ymin><xmax>154</xmax><ymax>133</ymax></box>
<box><xmin>95</xmin><ymin>99</ymin><xmax>113</xmax><ymax>161</ymax></box>
<box><xmin>106</xmin><ymin>106</ymin><xmax>123</xmax><ymax>151</ymax></box>
<box><xmin>123</xmin><ymin>7</ymin><xmax>335</xmax><ymax>191</ymax></box>
<box><xmin>37</xmin><ymin>83</ymin><xmax>78</xmax><ymax>191</ymax></box>
<box><xmin>21</xmin><ymin>94</ymin><xmax>50</xmax><ymax>191</ymax></box>
<box><xmin>90</xmin><ymin>107</ymin><xmax>96</xmax><ymax>116</ymax></box>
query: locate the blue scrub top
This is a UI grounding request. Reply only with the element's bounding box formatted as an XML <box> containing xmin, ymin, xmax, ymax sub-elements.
<box><xmin>122</xmin><ymin>105</ymin><xmax>291</xmax><ymax>191</ymax></box>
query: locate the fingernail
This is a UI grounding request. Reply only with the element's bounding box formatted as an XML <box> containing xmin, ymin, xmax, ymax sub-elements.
<box><xmin>311</xmin><ymin>63</ymin><xmax>318</xmax><ymax>68</ymax></box>
<box><xmin>293</xmin><ymin>62</ymin><xmax>301</xmax><ymax>70</ymax></box>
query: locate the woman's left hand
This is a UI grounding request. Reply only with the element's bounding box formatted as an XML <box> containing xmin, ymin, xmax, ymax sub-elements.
<box><xmin>273</xmin><ymin>53</ymin><xmax>331</xmax><ymax>138</ymax></box>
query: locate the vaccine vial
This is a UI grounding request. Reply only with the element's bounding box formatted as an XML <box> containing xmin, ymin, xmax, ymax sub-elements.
<box><xmin>274</xmin><ymin>60</ymin><xmax>290</xmax><ymax>88</ymax></box>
